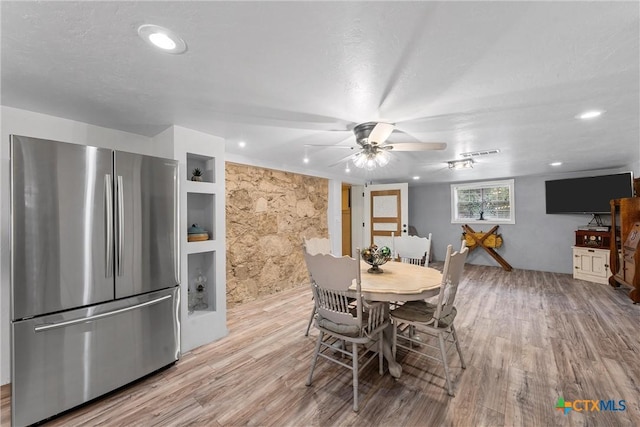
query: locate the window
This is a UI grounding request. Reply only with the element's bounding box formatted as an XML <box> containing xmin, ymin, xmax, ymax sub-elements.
<box><xmin>451</xmin><ymin>179</ymin><xmax>515</xmax><ymax>224</ymax></box>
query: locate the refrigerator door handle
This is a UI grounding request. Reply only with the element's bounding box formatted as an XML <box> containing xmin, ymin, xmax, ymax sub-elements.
<box><xmin>117</xmin><ymin>175</ymin><xmax>124</xmax><ymax>276</ymax></box>
<box><xmin>33</xmin><ymin>294</ymin><xmax>172</xmax><ymax>332</ymax></box>
<box><xmin>105</xmin><ymin>174</ymin><xmax>113</xmax><ymax>278</ymax></box>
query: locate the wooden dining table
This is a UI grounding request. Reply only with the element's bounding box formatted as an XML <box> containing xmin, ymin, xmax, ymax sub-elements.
<box><xmin>353</xmin><ymin>260</ymin><xmax>443</xmax><ymax>378</ymax></box>
<box><xmin>358</xmin><ymin>260</ymin><xmax>442</xmax><ymax>301</ymax></box>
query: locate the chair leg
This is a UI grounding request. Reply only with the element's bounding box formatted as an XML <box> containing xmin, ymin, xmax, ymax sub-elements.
<box><xmin>438</xmin><ymin>332</ymin><xmax>454</xmax><ymax>396</ymax></box>
<box><xmin>409</xmin><ymin>325</ymin><xmax>417</xmax><ymax>349</ymax></box>
<box><xmin>451</xmin><ymin>325</ymin><xmax>466</xmax><ymax>369</ymax></box>
<box><xmin>304</xmin><ymin>307</ymin><xmax>315</xmax><ymax>337</ymax></box>
<box><xmin>378</xmin><ymin>332</ymin><xmax>384</xmax><ymax>375</ymax></box>
<box><xmin>306</xmin><ymin>332</ymin><xmax>323</xmax><ymax>386</ymax></box>
<box><xmin>391</xmin><ymin>320</ymin><xmax>397</xmax><ymax>359</ymax></box>
<box><xmin>352</xmin><ymin>342</ymin><xmax>359</xmax><ymax>412</ymax></box>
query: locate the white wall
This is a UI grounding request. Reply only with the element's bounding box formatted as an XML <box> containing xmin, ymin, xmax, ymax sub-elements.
<box><xmin>351</xmin><ymin>185</ymin><xmax>365</xmax><ymax>255</ymax></box>
<box><xmin>0</xmin><ymin>106</ymin><xmax>161</xmax><ymax>385</ymax></box>
<box><xmin>327</xmin><ymin>180</ymin><xmax>343</xmax><ymax>255</ymax></box>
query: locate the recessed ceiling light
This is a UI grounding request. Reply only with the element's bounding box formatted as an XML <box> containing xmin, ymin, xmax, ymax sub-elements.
<box><xmin>576</xmin><ymin>110</ymin><xmax>604</xmax><ymax>120</ymax></box>
<box><xmin>303</xmin><ymin>157</ymin><xmax>309</xmax><ymax>164</ymax></box>
<box><xmin>345</xmin><ymin>166</ymin><xmax>351</xmax><ymax>173</ymax></box>
<box><xmin>550</xmin><ymin>162</ymin><xmax>562</xmax><ymax>166</ymax></box>
<box><xmin>412</xmin><ymin>176</ymin><xmax>420</xmax><ymax>180</ymax></box>
<box><xmin>238</xmin><ymin>141</ymin><xmax>246</xmax><ymax>148</ymax></box>
<box><xmin>150</xmin><ymin>33</ymin><xmax>175</xmax><ymax>50</ymax></box>
<box><xmin>138</xmin><ymin>24</ymin><xmax>187</xmax><ymax>54</ymax></box>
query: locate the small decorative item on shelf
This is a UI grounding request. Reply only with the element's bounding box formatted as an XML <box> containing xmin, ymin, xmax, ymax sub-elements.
<box><xmin>361</xmin><ymin>244</ymin><xmax>392</xmax><ymax>274</ymax></box>
<box><xmin>188</xmin><ymin>224</ymin><xmax>209</xmax><ymax>242</ymax></box>
<box><xmin>191</xmin><ymin>167</ymin><xmax>203</xmax><ymax>181</ymax></box>
<box><xmin>193</xmin><ymin>269</ymin><xmax>208</xmax><ymax>310</ymax></box>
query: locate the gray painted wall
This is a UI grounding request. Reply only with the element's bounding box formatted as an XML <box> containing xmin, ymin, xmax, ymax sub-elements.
<box><xmin>409</xmin><ymin>168</ymin><xmax>633</xmax><ymax>274</ymax></box>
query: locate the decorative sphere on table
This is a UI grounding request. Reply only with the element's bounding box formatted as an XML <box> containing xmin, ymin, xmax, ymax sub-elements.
<box><xmin>361</xmin><ymin>244</ymin><xmax>392</xmax><ymax>274</ymax></box>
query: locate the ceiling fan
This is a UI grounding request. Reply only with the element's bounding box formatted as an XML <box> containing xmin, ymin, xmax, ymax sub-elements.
<box><xmin>308</xmin><ymin>122</ymin><xmax>447</xmax><ymax>170</ymax></box>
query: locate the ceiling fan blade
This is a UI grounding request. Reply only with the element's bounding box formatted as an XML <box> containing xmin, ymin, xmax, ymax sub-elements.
<box><xmin>328</xmin><ymin>152</ymin><xmax>358</xmax><ymax>168</ymax></box>
<box><xmin>368</xmin><ymin>122</ymin><xmax>395</xmax><ymax>144</ymax></box>
<box><xmin>384</xmin><ymin>142</ymin><xmax>447</xmax><ymax>151</ymax></box>
<box><xmin>305</xmin><ymin>144</ymin><xmax>355</xmax><ymax>149</ymax></box>
<box><xmin>301</xmin><ymin>132</ymin><xmax>354</xmax><ymax>149</ymax></box>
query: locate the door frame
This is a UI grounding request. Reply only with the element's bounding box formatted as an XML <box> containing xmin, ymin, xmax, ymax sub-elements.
<box><xmin>363</xmin><ymin>183</ymin><xmax>409</xmax><ymax>247</ymax></box>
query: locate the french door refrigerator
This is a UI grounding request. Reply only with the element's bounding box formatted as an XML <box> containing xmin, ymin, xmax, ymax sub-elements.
<box><xmin>10</xmin><ymin>135</ymin><xmax>180</xmax><ymax>426</ymax></box>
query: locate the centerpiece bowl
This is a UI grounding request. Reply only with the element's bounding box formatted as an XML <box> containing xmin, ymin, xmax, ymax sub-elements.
<box><xmin>361</xmin><ymin>244</ymin><xmax>392</xmax><ymax>274</ymax></box>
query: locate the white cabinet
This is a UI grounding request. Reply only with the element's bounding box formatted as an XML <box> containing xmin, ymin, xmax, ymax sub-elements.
<box><xmin>572</xmin><ymin>246</ymin><xmax>611</xmax><ymax>284</ymax></box>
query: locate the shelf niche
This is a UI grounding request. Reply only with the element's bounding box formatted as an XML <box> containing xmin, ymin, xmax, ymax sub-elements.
<box><xmin>186</xmin><ymin>152</ymin><xmax>215</xmax><ymax>183</ymax></box>
<box><xmin>187</xmin><ymin>193</ymin><xmax>215</xmax><ymax>241</ymax></box>
<box><xmin>187</xmin><ymin>251</ymin><xmax>216</xmax><ymax>314</ymax></box>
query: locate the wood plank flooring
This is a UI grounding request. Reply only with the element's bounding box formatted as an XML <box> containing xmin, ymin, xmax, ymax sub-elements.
<box><xmin>2</xmin><ymin>264</ymin><xmax>640</xmax><ymax>426</ymax></box>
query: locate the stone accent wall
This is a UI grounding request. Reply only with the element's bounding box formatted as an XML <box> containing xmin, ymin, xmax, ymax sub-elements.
<box><xmin>225</xmin><ymin>163</ymin><xmax>328</xmax><ymax>307</ymax></box>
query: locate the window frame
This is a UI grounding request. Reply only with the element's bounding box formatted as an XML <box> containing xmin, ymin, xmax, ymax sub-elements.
<box><xmin>450</xmin><ymin>179</ymin><xmax>515</xmax><ymax>224</ymax></box>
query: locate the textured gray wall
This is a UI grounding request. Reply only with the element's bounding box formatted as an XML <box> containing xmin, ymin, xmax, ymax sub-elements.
<box><xmin>409</xmin><ymin>168</ymin><xmax>632</xmax><ymax>274</ymax></box>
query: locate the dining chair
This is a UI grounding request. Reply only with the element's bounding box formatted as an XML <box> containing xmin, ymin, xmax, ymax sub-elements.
<box><xmin>391</xmin><ymin>244</ymin><xmax>469</xmax><ymax>396</ymax></box>
<box><xmin>303</xmin><ymin>249</ymin><xmax>389</xmax><ymax>412</ymax></box>
<box><xmin>302</xmin><ymin>236</ymin><xmax>332</xmax><ymax>336</ymax></box>
<box><xmin>392</xmin><ymin>233</ymin><xmax>432</xmax><ymax>267</ymax></box>
<box><xmin>303</xmin><ymin>236</ymin><xmax>332</xmax><ymax>256</ymax></box>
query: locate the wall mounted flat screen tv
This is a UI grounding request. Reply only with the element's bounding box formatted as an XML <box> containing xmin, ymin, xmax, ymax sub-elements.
<box><xmin>545</xmin><ymin>172</ymin><xmax>634</xmax><ymax>214</ymax></box>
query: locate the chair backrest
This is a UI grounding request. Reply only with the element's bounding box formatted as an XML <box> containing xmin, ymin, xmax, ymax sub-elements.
<box><xmin>433</xmin><ymin>244</ymin><xmax>468</xmax><ymax>326</ymax></box>
<box><xmin>303</xmin><ymin>249</ymin><xmax>362</xmax><ymax>328</ymax></box>
<box><xmin>392</xmin><ymin>233</ymin><xmax>432</xmax><ymax>266</ymax></box>
<box><xmin>303</xmin><ymin>236</ymin><xmax>332</xmax><ymax>255</ymax></box>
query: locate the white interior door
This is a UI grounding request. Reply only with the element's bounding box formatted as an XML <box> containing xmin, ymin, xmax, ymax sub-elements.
<box><xmin>363</xmin><ymin>183</ymin><xmax>409</xmax><ymax>249</ymax></box>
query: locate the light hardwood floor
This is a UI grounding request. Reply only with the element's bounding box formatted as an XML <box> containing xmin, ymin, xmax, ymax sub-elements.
<box><xmin>2</xmin><ymin>264</ymin><xmax>639</xmax><ymax>426</ymax></box>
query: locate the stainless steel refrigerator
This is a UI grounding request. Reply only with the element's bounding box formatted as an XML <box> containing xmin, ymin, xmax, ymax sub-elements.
<box><xmin>10</xmin><ymin>135</ymin><xmax>180</xmax><ymax>426</ymax></box>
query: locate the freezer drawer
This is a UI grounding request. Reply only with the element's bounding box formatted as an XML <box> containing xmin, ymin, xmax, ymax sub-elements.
<box><xmin>11</xmin><ymin>287</ymin><xmax>180</xmax><ymax>427</ymax></box>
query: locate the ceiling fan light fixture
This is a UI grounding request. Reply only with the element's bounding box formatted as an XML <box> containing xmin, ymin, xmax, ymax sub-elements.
<box><xmin>365</xmin><ymin>156</ymin><xmax>377</xmax><ymax>171</ymax></box>
<box><xmin>448</xmin><ymin>159</ymin><xmax>474</xmax><ymax>170</ymax></box>
<box><xmin>352</xmin><ymin>149</ymin><xmax>390</xmax><ymax>170</ymax></box>
<box><xmin>375</xmin><ymin>150</ymin><xmax>391</xmax><ymax>167</ymax></box>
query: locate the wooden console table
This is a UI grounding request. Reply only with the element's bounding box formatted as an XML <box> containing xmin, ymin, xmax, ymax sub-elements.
<box><xmin>462</xmin><ymin>224</ymin><xmax>512</xmax><ymax>271</ymax></box>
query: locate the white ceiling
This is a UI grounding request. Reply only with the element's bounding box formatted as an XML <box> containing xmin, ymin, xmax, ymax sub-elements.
<box><xmin>2</xmin><ymin>1</ymin><xmax>639</xmax><ymax>184</ymax></box>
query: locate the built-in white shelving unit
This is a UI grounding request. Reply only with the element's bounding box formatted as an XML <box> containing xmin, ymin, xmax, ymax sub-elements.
<box><xmin>173</xmin><ymin>127</ymin><xmax>227</xmax><ymax>352</ymax></box>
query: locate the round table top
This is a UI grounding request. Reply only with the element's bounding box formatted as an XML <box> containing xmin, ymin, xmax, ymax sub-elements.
<box><xmin>355</xmin><ymin>260</ymin><xmax>443</xmax><ymax>302</ymax></box>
